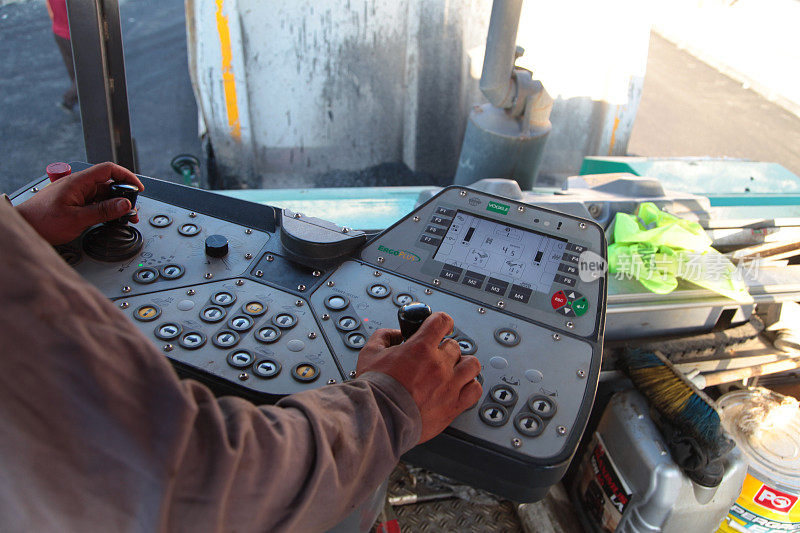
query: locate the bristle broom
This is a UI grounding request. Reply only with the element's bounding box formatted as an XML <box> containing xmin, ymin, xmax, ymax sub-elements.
<box><xmin>619</xmin><ymin>349</ymin><xmax>727</xmax><ymax>455</ymax></box>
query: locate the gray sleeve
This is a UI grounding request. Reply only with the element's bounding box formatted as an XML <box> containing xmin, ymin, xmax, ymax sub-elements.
<box><xmin>0</xmin><ymin>198</ymin><xmax>421</xmax><ymax>533</ymax></box>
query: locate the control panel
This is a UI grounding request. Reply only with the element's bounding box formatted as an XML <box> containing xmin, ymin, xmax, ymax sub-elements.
<box><xmin>10</xmin><ymin>164</ymin><xmax>606</xmax><ymax>502</ymax></box>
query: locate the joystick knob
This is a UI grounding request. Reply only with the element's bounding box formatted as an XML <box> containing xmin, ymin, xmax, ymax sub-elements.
<box><xmin>205</xmin><ymin>234</ymin><xmax>229</xmax><ymax>258</ymax></box>
<box><xmin>398</xmin><ymin>302</ymin><xmax>432</xmax><ymax>341</ymax></box>
<box><xmin>109</xmin><ymin>182</ymin><xmax>139</xmax><ymax>224</ymax></box>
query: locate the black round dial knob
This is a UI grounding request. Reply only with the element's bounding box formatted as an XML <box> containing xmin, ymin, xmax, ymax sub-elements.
<box><xmin>109</xmin><ymin>182</ymin><xmax>139</xmax><ymax>223</ymax></box>
<box><xmin>398</xmin><ymin>302</ymin><xmax>432</xmax><ymax>341</ymax></box>
<box><xmin>205</xmin><ymin>234</ymin><xmax>229</xmax><ymax>258</ymax></box>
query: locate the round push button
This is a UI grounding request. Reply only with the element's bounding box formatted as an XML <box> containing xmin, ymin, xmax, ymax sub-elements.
<box><xmin>515</xmin><ymin>413</ymin><xmax>545</xmax><ymax>437</ymax></box>
<box><xmin>494</xmin><ymin>328</ymin><xmax>520</xmax><ymax>347</ymax></box>
<box><xmin>243</xmin><ymin>301</ymin><xmax>267</xmax><ymax>316</ymax></box>
<box><xmin>133</xmin><ymin>267</ymin><xmax>159</xmax><ymax>284</ymax></box>
<box><xmin>213</xmin><ymin>330</ymin><xmax>239</xmax><ymax>348</ymax></box>
<box><xmin>527</xmin><ymin>395</ymin><xmax>557</xmax><ymax>419</ymax></box>
<box><xmin>292</xmin><ymin>363</ymin><xmax>319</xmax><ymax>383</ymax></box>
<box><xmin>324</xmin><ymin>295</ymin><xmax>349</xmax><ymax>311</ymax></box>
<box><xmin>154</xmin><ymin>322</ymin><xmax>182</xmax><ymax>340</ymax></box>
<box><xmin>149</xmin><ymin>214</ymin><xmax>172</xmax><ymax>228</ymax></box>
<box><xmin>287</xmin><ymin>339</ymin><xmax>305</xmax><ymax>352</ymax></box>
<box><xmin>160</xmin><ymin>264</ymin><xmax>184</xmax><ymax>280</ymax></box>
<box><xmin>178</xmin><ymin>223</ymin><xmax>201</xmax><ymax>237</ymax></box>
<box><xmin>272</xmin><ymin>313</ymin><xmax>297</xmax><ymax>329</ymax></box>
<box><xmin>489</xmin><ymin>384</ymin><xmax>517</xmax><ymax>407</ymax></box>
<box><xmin>489</xmin><ymin>356</ymin><xmax>508</xmax><ymax>370</ymax></box>
<box><xmin>479</xmin><ymin>403</ymin><xmax>508</xmax><ymax>427</ymax></box>
<box><xmin>367</xmin><ymin>283</ymin><xmax>391</xmax><ymax>299</ymax></box>
<box><xmin>212</xmin><ymin>291</ymin><xmax>236</xmax><ymax>306</ymax></box>
<box><xmin>255</xmin><ymin>326</ymin><xmax>281</xmax><ymax>344</ymax></box>
<box><xmin>229</xmin><ymin>315</ymin><xmax>254</xmax><ymax>332</ymax></box>
<box><xmin>344</xmin><ymin>332</ymin><xmax>366</xmax><ymax>350</ymax></box>
<box><xmin>179</xmin><ymin>331</ymin><xmax>206</xmax><ymax>350</ymax></box>
<box><xmin>456</xmin><ymin>337</ymin><xmax>477</xmax><ymax>355</ymax></box>
<box><xmin>227</xmin><ymin>350</ymin><xmax>254</xmax><ymax>369</ymax></box>
<box><xmin>524</xmin><ymin>369</ymin><xmax>543</xmax><ymax>383</ymax></box>
<box><xmin>393</xmin><ymin>293</ymin><xmax>415</xmax><ymax>307</ymax></box>
<box><xmin>134</xmin><ymin>304</ymin><xmax>161</xmax><ymax>322</ymax></box>
<box><xmin>253</xmin><ymin>358</ymin><xmax>281</xmax><ymax>379</ymax></box>
<box><xmin>46</xmin><ymin>162</ymin><xmax>71</xmax><ymax>181</ymax></box>
<box><xmin>200</xmin><ymin>305</ymin><xmax>226</xmax><ymax>323</ymax></box>
<box><xmin>336</xmin><ymin>316</ymin><xmax>359</xmax><ymax>332</ymax></box>
<box><xmin>177</xmin><ymin>299</ymin><xmax>195</xmax><ymax>311</ymax></box>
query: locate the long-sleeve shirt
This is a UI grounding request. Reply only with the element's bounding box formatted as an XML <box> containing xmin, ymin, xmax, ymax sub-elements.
<box><xmin>0</xmin><ymin>196</ymin><xmax>421</xmax><ymax>532</ymax></box>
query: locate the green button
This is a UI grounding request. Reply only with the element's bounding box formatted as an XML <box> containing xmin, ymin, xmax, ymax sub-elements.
<box><xmin>571</xmin><ymin>297</ymin><xmax>589</xmax><ymax>316</ymax></box>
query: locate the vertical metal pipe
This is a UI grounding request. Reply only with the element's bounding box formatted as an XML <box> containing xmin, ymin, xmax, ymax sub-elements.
<box><xmin>479</xmin><ymin>0</ymin><xmax>523</xmax><ymax>109</ymax></box>
<box><xmin>66</xmin><ymin>0</ymin><xmax>136</xmax><ymax>171</ymax></box>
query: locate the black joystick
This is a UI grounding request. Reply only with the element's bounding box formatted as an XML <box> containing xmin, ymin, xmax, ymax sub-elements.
<box><xmin>109</xmin><ymin>182</ymin><xmax>139</xmax><ymax>224</ymax></box>
<box><xmin>82</xmin><ymin>181</ymin><xmax>143</xmax><ymax>262</ymax></box>
<box><xmin>398</xmin><ymin>302</ymin><xmax>432</xmax><ymax>341</ymax></box>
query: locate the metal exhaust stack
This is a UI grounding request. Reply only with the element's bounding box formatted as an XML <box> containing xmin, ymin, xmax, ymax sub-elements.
<box><xmin>454</xmin><ymin>0</ymin><xmax>553</xmax><ymax>190</ymax></box>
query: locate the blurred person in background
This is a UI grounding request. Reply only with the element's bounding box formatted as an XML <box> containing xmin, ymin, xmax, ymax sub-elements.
<box><xmin>46</xmin><ymin>0</ymin><xmax>78</xmax><ymax>112</ymax></box>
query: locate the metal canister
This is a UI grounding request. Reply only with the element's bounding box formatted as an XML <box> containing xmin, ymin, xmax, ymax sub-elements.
<box><xmin>717</xmin><ymin>388</ymin><xmax>800</xmax><ymax>532</ymax></box>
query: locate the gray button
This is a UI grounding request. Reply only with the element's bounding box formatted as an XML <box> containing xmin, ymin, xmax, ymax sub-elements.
<box><xmin>287</xmin><ymin>339</ymin><xmax>305</xmax><ymax>352</ymax></box>
<box><xmin>229</xmin><ymin>315</ymin><xmax>254</xmax><ymax>331</ymax></box>
<box><xmin>201</xmin><ymin>306</ymin><xmax>226</xmax><ymax>322</ymax></box>
<box><xmin>227</xmin><ymin>350</ymin><xmax>254</xmax><ymax>369</ymax></box>
<box><xmin>524</xmin><ymin>369</ymin><xmax>543</xmax><ymax>383</ymax></box>
<box><xmin>367</xmin><ymin>283</ymin><xmax>391</xmax><ymax>298</ymax></box>
<box><xmin>457</xmin><ymin>338</ymin><xmax>476</xmax><ymax>355</ymax></box>
<box><xmin>273</xmin><ymin>313</ymin><xmax>297</xmax><ymax>329</ymax></box>
<box><xmin>393</xmin><ymin>293</ymin><xmax>415</xmax><ymax>307</ymax></box>
<box><xmin>325</xmin><ymin>295</ymin><xmax>348</xmax><ymax>310</ymax></box>
<box><xmin>214</xmin><ymin>331</ymin><xmax>239</xmax><ymax>348</ymax></box>
<box><xmin>479</xmin><ymin>403</ymin><xmax>508</xmax><ymax>427</ymax></box>
<box><xmin>180</xmin><ymin>332</ymin><xmax>205</xmax><ymax>349</ymax></box>
<box><xmin>178</xmin><ymin>223</ymin><xmax>200</xmax><ymax>236</ymax></box>
<box><xmin>160</xmin><ymin>264</ymin><xmax>184</xmax><ymax>280</ymax></box>
<box><xmin>337</xmin><ymin>316</ymin><xmax>359</xmax><ymax>332</ymax></box>
<box><xmin>212</xmin><ymin>291</ymin><xmax>235</xmax><ymax>306</ymax></box>
<box><xmin>177</xmin><ymin>299</ymin><xmax>195</xmax><ymax>311</ymax></box>
<box><xmin>515</xmin><ymin>413</ymin><xmax>545</xmax><ymax>437</ymax></box>
<box><xmin>149</xmin><ymin>214</ymin><xmax>172</xmax><ymax>227</ymax></box>
<box><xmin>489</xmin><ymin>356</ymin><xmax>508</xmax><ymax>369</ymax></box>
<box><xmin>494</xmin><ymin>328</ymin><xmax>520</xmax><ymax>347</ymax></box>
<box><xmin>345</xmin><ymin>333</ymin><xmax>366</xmax><ymax>349</ymax></box>
<box><xmin>155</xmin><ymin>323</ymin><xmax>181</xmax><ymax>340</ymax></box>
<box><xmin>134</xmin><ymin>268</ymin><xmax>159</xmax><ymax>284</ymax></box>
<box><xmin>254</xmin><ymin>359</ymin><xmax>280</xmax><ymax>378</ymax></box>
<box><xmin>527</xmin><ymin>395</ymin><xmax>557</xmax><ymax>419</ymax></box>
<box><xmin>255</xmin><ymin>327</ymin><xmax>280</xmax><ymax>343</ymax></box>
<box><xmin>490</xmin><ymin>385</ymin><xmax>517</xmax><ymax>406</ymax></box>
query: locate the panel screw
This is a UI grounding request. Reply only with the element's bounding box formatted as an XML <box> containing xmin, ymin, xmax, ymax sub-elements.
<box><xmin>424</xmin><ymin>288</ymin><xmax>433</xmax><ymax>295</ymax></box>
<box><xmin>204</xmin><ymin>273</ymin><xmax>213</xmax><ymax>279</ymax></box>
<box><xmin>341</xmin><ymin>227</ymin><xmax>349</xmax><ymax>234</ymax></box>
<box><xmin>553</xmin><ymin>333</ymin><xmax>561</xmax><ymax>341</ymax></box>
<box><xmin>517</xmin><ymin>206</ymin><xmax>525</xmax><ymax>212</ymax></box>
<box><xmin>577</xmin><ymin>369</ymin><xmax>586</xmax><ymax>378</ymax></box>
<box><xmin>266</xmin><ymin>255</ymin><xmax>274</xmax><ymax>262</ymax></box>
<box><xmin>245</xmin><ymin>253</ymin><xmax>253</xmax><ymax>260</ymax></box>
<box><xmin>163</xmin><ymin>344</ymin><xmax>173</xmax><ymax>352</ymax></box>
<box><xmin>373</xmin><ymin>270</ymin><xmax>382</xmax><ymax>277</ymax></box>
<box><xmin>377</xmin><ymin>257</ymin><xmax>385</xmax><ymax>263</ymax></box>
<box><xmin>189</xmin><ymin>212</ymin><xmax>197</xmax><ymax>218</ymax></box>
<box><xmin>348</xmin><ymin>371</ymin><xmax>357</xmax><ymax>379</ymax></box>
<box><xmin>308</xmin><ymin>332</ymin><xmax>317</xmax><ymax>339</ymax></box>
<box><xmin>236</xmin><ymin>280</ymin><xmax>244</xmax><ymax>286</ymax></box>
<box><xmin>31</xmin><ymin>187</ymin><xmax>39</xmax><ymax>193</ymax></box>
<box><xmin>478</xmin><ymin>307</ymin><xmax>486</xmax><ymax>314</ymax></box>
<box><xmin>566</xmin><ymin>321</ymin><xmax>574</xmax><ymax>329</ymax></box>
<box><xmin>459</xmin><ymin>190</ymin><xmax>467</xmax><ymax>197</ymax></box>
<box><xmin>413</xmin><ymin>216</ymin><xmax>420</xmax><ymax>222</ymax></box>
<box><xmin>433</xmin><ymin>279</ymin><xmax>440</xmax><ymax>286</ymax></box>
<box><xmin>297</xmin><ymin>285</ymin><xmax>306</xmax><ymax>291</ymax></box>
<box><xmin>295</xmin><ymin>300</ymin><xmax>303</xmax><ymax>307</ymax></box>
<box><xmin>255</xmin><ymin>270</ymin><xmax>264</xmax><ymax>277</ymax></box>
<box><xmin>122</xmin><ymin>286</ymin><xmax>131</xmax><ymax>293</ymax></box>
<box><xmin>187</xmin><ymin>289</ymin><xmax>196</xmax><ymax>295</ymax></box>
<box><xmin>326</xmin><ymin>280</ymin><xmax>335</xmax><ymax>287</ymax></box>
<box><xmin>312</xmin><ymin>270</ymin><xmax>321</xmax><ymax>277</ymax></box>
<box><xmin>119</xmin><ymin>301</ymin><xmax>129</xmax><ymax>309</ymax></box>
<box><xmin>497</xmin><ymin>300</ymin><xmax>505</xmax><ymax>308</ymax></box>
<box><xmin>293</xmin><ymin>212</ymin><xmax>302</xmax><ymax>218</ymax></box>
<box><xmin>512</xmin><ymin>438</ymin><xmax>522</xmax><ymax>448</ymax></box>
<box><xmin>238</xmin><ymin>372</ymin><xmax>249</xmax><ymax>381</ymax></box>
<box><xmin>579</xmin><ymin>222</ymin><xmax>587</xmax><ymax>229</ymax></box>
<box><xmin>557</xmin><ymin>426</ymin><xmax>567</xmax><ymax>436</ymax></box>
<box><xmin>245</xmin><ymin>228</ymin><xmax>252</xmax><ymax>234</ymax></box>
<box><xmin>322</xmin><ymin>314</ymin><xmax>330</xmax><ymax>320</ymax></box>
<box><xmin>327</xmin><ymin>378</ymin><xmax>336</xmax><ymax>384</ymax></box>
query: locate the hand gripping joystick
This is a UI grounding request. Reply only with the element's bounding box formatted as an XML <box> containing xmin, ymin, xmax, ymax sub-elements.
<box><xmin>82</xmin><ymin>181</ymin><xmax>143</xmax><ymax>262</ymax></box>
<box><xmin>398</xmin><ymin>302</ymin><xmax>432</xmax><ymax>341</ymax></box>
<box><xmin>109</xmin><ymin>182</ymin><xmax>139</xmax><ymax>224</ymax></box>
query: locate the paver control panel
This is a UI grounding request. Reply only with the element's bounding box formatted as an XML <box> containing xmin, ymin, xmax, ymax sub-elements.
<box><xmin>11</xmin><ymin>167</ymin><xmax>606</xmax><ymax>502</ymax></box>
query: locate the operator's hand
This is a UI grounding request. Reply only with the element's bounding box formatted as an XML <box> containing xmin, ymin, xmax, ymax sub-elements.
<box><xmin>15</xmin><ymin>162</ymin><xmax>143</xmax><ymax>245</ymax></box>
<box><xmin>356</xmin><ymin>312</ymin><xmax>483</xmax><ymax>443</ymax></box>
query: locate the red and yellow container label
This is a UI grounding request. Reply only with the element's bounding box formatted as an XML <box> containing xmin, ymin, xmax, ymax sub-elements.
<box><xmin>718</xmin><ymin>473</ymin><xmax>800</xmax><ymax>532</ymax></box>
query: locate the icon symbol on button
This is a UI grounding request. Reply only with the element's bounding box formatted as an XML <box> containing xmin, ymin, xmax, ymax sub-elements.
<box><xmin>479</xmin><ymin>403</ymin><xmax>508</xmax><ymax>426</ymax></box>
<box><xmin>135</xmin><ymin>305</ymin><xmax>161</xmax><ymax>322</ymax></box>
<box><xmin>201</xmin><ymin>306</ymin><xmax>226</xmax><ymax>322</ymax></box>
<box><xmin>253</xmin><ymin>358</ymin><xmax>280</xmax><ymax>378</ymax></box>
<box><xmin>368</xmin><ymin>284</ymin><xmax>390</xmax><ymax>298</ymax></box>
<box><xmin>345</xmin><ymin>332</ymin><xmax>366</xmax><ymax>349</ymax></box>
<box><xmin>337</xmin><ymin>316</ymin><xmax>359</xmax><ymax>332</ymax></box>
<box><xmin>273</xmin><ymin>313</ymin><xmax>297</xmax><ymax>329</ymax></box>
<box><xmin>227</xmin><ymin>350</ymin><xmax>253</xmax><ymax>369</ymax></box>
<box><xmin>179</xmin><ymin>332</ymin><xmax>206</xmax><ymax>349</ymax></box>
<box><xmin>255</xmin><ymin>326</ymin><xmax>280</xmax><ymax>343</ymax></box>
<box><xmin>292</xmin><ymin>363</ymin><xmax>320</xmax><ymax>383</ymax></box>
<box><xmin>214</xmin><ymin>331</ymin><xmax>238</xmax><ymax>348</ymax></box>
<box><xmin>551</xmin><ymin>291</ymin><xmax>567</xmax><ymax>310</ymax></box>
<box><xmin>155</xmin><ymin>323</ymin><xmax>181</xmax><ymax>340</ymax></box>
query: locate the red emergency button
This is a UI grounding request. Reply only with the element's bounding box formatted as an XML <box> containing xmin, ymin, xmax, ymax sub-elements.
<box><xmin>551</xmin><ymin>290</ymin><xmax>568</xmax><ymax>309</ymax></box>
<box><xmin>46</xmin><ymin>162</ymin><xmax>71</xmax><ymax>182</ymax></box>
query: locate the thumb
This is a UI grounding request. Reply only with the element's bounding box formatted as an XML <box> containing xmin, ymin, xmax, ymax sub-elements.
<box><xmin>86</xmin><ymin>198</ymin><xmax>131</xmax><ymax>225</ymax></box>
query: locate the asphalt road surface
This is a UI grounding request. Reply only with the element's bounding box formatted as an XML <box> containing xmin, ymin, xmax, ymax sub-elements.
<box><xmin>1</xmin><ymin>1</ymin><xmax>798</xmax><ymax>194</ymax></box>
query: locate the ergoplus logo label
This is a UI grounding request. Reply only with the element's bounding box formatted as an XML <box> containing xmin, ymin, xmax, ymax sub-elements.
<box><xmin>754</xmin><ymin>484</ymin><xmax>798</xmax><ymax>513</ymax></box>
<box><xmin>377</xmin><ymin>245</ymin><xmax>421</xmax><ymax>262</ymax></box>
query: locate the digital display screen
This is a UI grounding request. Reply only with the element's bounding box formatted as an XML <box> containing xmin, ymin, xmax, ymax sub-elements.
<box><xmin>432</xmin><ymin>211</ymin><xmax>567</xmax><ymax>294</ymax></box>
